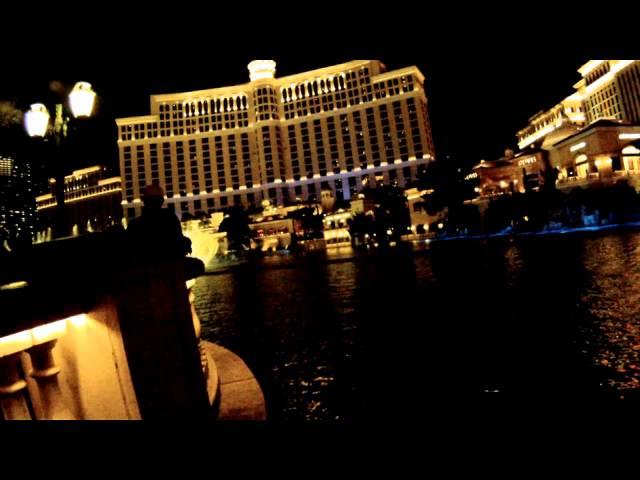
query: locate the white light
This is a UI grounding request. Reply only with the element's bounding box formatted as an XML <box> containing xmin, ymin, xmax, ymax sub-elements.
<box><xmin>570</xmin><ymin>142</ymin><xmax>587</xmax><ymax>152</ymax></box>
<box><xmin>68</xmin><ymin>82</ymin><xmax>96</xmax><ymax>118</ymax></box>
<box><xmin>24</xmin><ymin>103</ymin><xmax>50</xmax><ymax>137</ymax></box>
<box><xmin>31</xmin><ymin>319</ymin><xmax>67</xmax><ymax>345</ymax></box>
<box><xmin>619</xmin><ymin>133</ymin><xmax>640</xmax><ymax>140</ymax></box>
<box><xmin>248</xmin><ymin>60</ymin><xmax>277</xmax><ymax>82</ymax></box>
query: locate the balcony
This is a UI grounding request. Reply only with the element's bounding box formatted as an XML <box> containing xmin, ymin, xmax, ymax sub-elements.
<box><xmin>0</xmin><ymin>231</ymin><xmax>265</xmax><ymax>420</ymax></box>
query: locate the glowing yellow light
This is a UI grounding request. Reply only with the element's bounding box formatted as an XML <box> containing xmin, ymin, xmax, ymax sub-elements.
<box><xmin>24</xmin><ymin>103</ymin><xmax>50</xmax><ymax>137</ymax></box>
<box><xmin>579</xmin><ymin>60</ymin><xmax>605</xmax><ymax>76</ymax></box>
<box><xmin>31</xmin><ymin>320</ymin><xmax>67</xmax><ymax>345</ymax></box>
<box><xmin>69</xmin><ymin>82</ymin><xmax>96</xmax><ymax>118</ymax></box>
<box><xmin>0</xmin><ymin>280</ymin><xmax>28</xmax><ymax>291</ymax></box>
<box><xmin>68</xmin><ymin>314</ymin><xmax>88</xmax><ymax>328</ymax></box>
<box><xmin>248</xmin><ymin>60</ymin><xmax>277</xmax><ymax>82</ymax></box>
<box><xmin>0</xmin><ymin>330</ymin><xmax>33</xmax><ymax>357</ymax></box>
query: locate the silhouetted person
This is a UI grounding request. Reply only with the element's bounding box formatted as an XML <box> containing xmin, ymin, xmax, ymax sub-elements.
<box><xmin>126</xmin><ymin>184</ymin><xmax>191</xmax><ymax>261</ymax></box>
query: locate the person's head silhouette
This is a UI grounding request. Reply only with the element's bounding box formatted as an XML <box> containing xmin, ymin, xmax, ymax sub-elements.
<box><xmin>143</xmin><ymin>183</ymin><xmax>165</xmax><ymax>211</ymax></box>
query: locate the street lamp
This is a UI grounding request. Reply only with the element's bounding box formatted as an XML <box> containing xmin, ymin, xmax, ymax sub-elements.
<box><xmin>24</xmin><ymin>81</ymin><xmax>96</xmax><ymax>239</ymax></box>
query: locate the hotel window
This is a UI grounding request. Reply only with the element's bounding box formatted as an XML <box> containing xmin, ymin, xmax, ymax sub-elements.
<box><xmin>150</xmin><ymin>144</ymin><xmax>159</xmax><ymax>184</ymax></box>
<box><xmin>340</xmin><ymin>114</ymin><xmax>354</xmax><ymax>171</ymax></box>
<box><xmin>623</xmin><ymin>145</ymin><xmax>640</xmax><ymax>172</ymax></box>
<box><xmin>326</xmin><ymin>117</ymin><xmax>340</xmax><ymax>174</ymax></box>
<box><xmin>354</xmin><ymin>111</ymin><xmax>367</xmax><ymax>168</ymax></box>
<box><xmin>288</xmin><ymin>125</ymin><xmax>301</xmax><ymax>180</ymax></box>
<box><xmin>215</xmin><ymin>137</ymin><xmax>225</xmax><ymax>191</ymax></box>
<box><xmin>240</xmin><ymin>133</ymin><xmax>252</xmax><ymax>187</ymax></box>
<box><xmin>575</xmin><ymin>155</ymin><xmax>589</xmax><ymax>178</ymax></box>
<box><xmin>162</xmin><ymin>142</ymin><xmax>173</xmax><ymax>196</ymax></box>
<box><xmin>202</xmin><ymin>138</ymin><xmax>212</xmax><ymax>190</ymax></box>
<box><xmin>228</xmin><ymin>135</ymin><xmax>240</xmax><ymax>189</ymax></box>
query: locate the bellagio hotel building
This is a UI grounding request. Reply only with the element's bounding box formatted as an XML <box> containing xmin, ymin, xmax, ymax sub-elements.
<box><xmin>116</xmin><ymin>60</ymin><xmax>435</xmax><ymax>219</ymax></box>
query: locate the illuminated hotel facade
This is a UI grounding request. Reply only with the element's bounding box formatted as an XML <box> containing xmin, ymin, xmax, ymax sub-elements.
<box><xmin>116</xmin><ymin>60</ymin><xmax>435</xmax><ymax>219</ymax></box>
<box><xmin>35</xmin><ymin>166</ymin><xmax>122</xmax><ymax>240</ymax></box>
<box><xmin>468</xmin><ymin>59</ymin><xmax>640</xmax><ymax>197</ymax></box>
<box><xmin>517</xmin><ymin>60</ymin><xmax>640</xmax><ymax>151</ymax></box>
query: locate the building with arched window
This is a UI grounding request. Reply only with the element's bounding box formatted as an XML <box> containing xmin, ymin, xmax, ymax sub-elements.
<box><xmin>115</xmin><ymin>60</ymin><xmax>435</xmax><ymax>220</ymax></box>
<box><xmin>550</xmin><ymin>119</ymin><xmax>640</xmax><ymax>190</ymax></box>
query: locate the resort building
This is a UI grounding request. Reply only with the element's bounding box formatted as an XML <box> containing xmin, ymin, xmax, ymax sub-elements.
<box><xmin>34</xmin><ymin>165</ymin><xmax>122</xmax><ymax>240</ymax></box>
<box><xmin>550</xmin><ymin>119</ymin><xmax>640</xmax><ymax>191</ymax></box>
<box><xmin>471</xmin><ymin>60</ymin><xmax>640</xmax><ymax>199</ymax></box>
<box><xmin>116</xmin><ymin>60</ymin><xmax>435</xmax><ymax>220</ymax></box>
<box><xmin>516</xmin><ymin>94</ymin><xmax>586</xmax><ymax>151</ymax></box>
<box><xmin>575</xmin><ymin>60</ymin><xmax>640</xmax><ymax>125</ymax></box>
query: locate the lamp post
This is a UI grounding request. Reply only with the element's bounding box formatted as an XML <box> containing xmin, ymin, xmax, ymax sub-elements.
<box><xmin>24</xmin><ymin>82</ymin><xmax>96</xmax><ymax>239</ymax></box>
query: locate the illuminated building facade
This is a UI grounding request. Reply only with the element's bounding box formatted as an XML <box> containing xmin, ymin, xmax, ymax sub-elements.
<box><xmin>116</xmin><ymin>60</ymin><xmax>435</xmax><ymax>220</ymax></box>
<box><xmin>465</xmin><ymin>148</ymin><xmax>552</xmax><ymax>199</ymax></box>
<box><xmin>505</xmin><ymin>60</ymin><xmax>640</xmax><ymax>195</ymax></box>
<box><xmin>0</xmin><ymin>155</ymin><xmax>36</xmax><ymax>245</ymax></box>
<box><xmin>517</xmin><ymin>61</ymin><xmax>640</xmax><ymax>151</ymax></box>
<box><xmin>575</xmin><ymin>60</ymin><xmax>640</xmax><ymax>125</ymax></box>
<box><xmin>35</xmin><ymin>165</ymin><xmax>122</xmax><ymax>239</ymax></box>
<box><xmin>517</xmin><ymin>94</ymin><xmax>585</xmax><ymax>150</ymax></box>
<box><xmin>550</xmin><ymin>120</ymin><xmax>640</xmax><ymax>191</ymax></box>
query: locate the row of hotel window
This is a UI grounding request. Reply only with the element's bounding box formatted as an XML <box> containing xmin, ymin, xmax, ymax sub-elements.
<box><xmin>617</xmin><ymin>64</ymin><xmax>640</xmax><ymax>122</ymax></box>
<box><xmin>119</xmin><ymin>77</ymin><xmax>421</xmax><ymax>140</ymax></box>
<box><xmin>584</xmin><ymin>84</ymin><xmax>622</xmax><ymax>123</ymax></box>
<box><xmin>38</xmin><ymin>183</ymin><xmax>121</xmax><ymax>208</ymax></box>
<box><xmin>121</xmin><ymin>100</ymin><xmax>428</xmax><ymax>201</ymax></box>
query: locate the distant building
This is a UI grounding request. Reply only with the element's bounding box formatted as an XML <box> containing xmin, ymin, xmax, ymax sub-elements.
<box><xmin>323</xmin><ymin>209</ymin><xmax>353</xmax><ymax>247</ymax></box>
<box><xmin>550</xmin><ymin>119</ymin><xmax>640</xmax><ymax>191</ymax></box>
<box><xmin>464</xmin><ymin>146</ymin><xmax>556</xmax><ymax>200</ymax></box>
<box><xmin>484</xmin><ymin>59</ymin><xmax>640</xmax><ymax>197</ymax></box>
<box><xmin>0</xmin><ymin>155</ymin><xmax>36</xmax><ymax>246</ymax></box>
<box><xmin>405</xmin><ymin>187</ymin><xmax>444</xmax><ymax>234</ymax></box>
<box><xmin>517</xmin><ymin>94</ymin><xmax>586</xmax><ymax>151</ymax></box>
<box><xmin>34</xmin><ymin>165</ymin><xmax>122</xmax><ymax>240</ymax></box>
<box><xmin>575</xmin><ymin>60</ymin><xmax>640</xmax><ymax>125</ymax></box>
<box><xmin>116</xmin><ymin>59</ymin><xmax>435</xmax><ymax>221</ymax></box>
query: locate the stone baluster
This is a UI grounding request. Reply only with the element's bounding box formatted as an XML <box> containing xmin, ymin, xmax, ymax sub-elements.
<box><xmin>0</xmin><ymin>353</ymin><xmax>32</xmax><ymax>420</ymax></box>
<box><xmin>187</xmin><ymin>281</ymin><xmax>208</xmax><ymax>377</ymax></box>
<box><xmin>27</xmin><ymin>340</ymin><xmax>74</xmax><ymax>420</ymax></box>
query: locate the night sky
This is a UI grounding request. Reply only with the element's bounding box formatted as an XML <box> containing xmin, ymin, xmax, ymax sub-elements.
<box><xmin>0</xmin><ymin>9</ymin><xmax>627</xmax><ymax>179</ymax></box>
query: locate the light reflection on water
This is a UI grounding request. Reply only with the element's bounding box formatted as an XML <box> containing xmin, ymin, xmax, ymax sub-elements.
<box><xmin>579</xmin><ymin>235</ymin><xmax>640</xmax><ymax>392</ymax></box>
<box><xmin>193</xmin><ymin>231</ymin><xmax>640</xmax><ymax>420</ymax></box>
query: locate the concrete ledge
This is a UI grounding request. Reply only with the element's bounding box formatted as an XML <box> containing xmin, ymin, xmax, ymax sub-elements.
<box><xmin>203</xmin><ymin>341</ymin><xmax>266</xmax><ymax>420</ymax></box>
<box><xmin>204</xmin><ymin>346</ymin><xmax>219</xmax><ymax>407</ymax></box>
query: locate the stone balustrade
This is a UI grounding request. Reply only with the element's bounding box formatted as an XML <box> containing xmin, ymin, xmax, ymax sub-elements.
<box><xmin>0</xmin><ymin>230</ymin><xmax>220</xmax><ymax>420</ymax></box>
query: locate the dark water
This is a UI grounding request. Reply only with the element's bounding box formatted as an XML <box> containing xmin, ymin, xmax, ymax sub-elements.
<box><xmin>193</xmin><ymin>231</ymin><xmax>640</xmax><ymax>420</ymax></box>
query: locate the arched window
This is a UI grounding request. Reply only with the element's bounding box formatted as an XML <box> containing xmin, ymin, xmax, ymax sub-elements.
<box><xmin>574</xmin><ymin>154</ymin><xmax>589</xmax><ymax>178</ymax></box>
<box><xmin>622</xmin><ymin>145</ymin><xmax>640</xmax><ymax>172</ymax></box>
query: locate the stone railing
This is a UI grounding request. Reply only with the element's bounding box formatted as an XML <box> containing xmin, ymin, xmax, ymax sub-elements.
<box><xmin>0</xmin><ymin>231</ymin><xmax>217</xmax><ymax>420</ymax></box>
